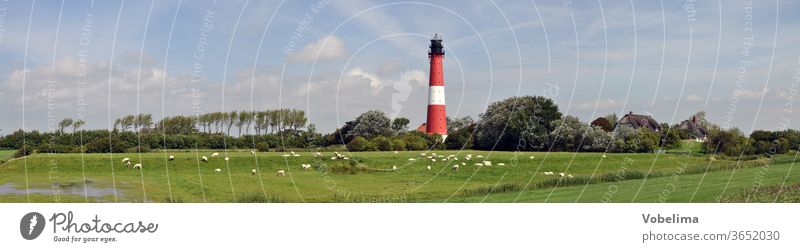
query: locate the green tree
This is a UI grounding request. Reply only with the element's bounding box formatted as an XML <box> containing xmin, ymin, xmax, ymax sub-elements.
<box><xmin>58</xmin><ymin>118</ymin><xmax>74</xmax><ymax>134</ymax></box>
<box><xmin>346</xmin><ymin>110</ymin><xmax>392</xmax><ymax>140</ymax></box>
<box><xmin>72</xmin><ymin>119</ymin><xmax>86</xmax><ymax>133</ymax></box>
<box><xmin>391</xmin><ymin>117</ymin><xmax>410</xmax><ymax>133</ymax></box>
<box><xmin>474</xmin><ymin>96</ymin><xmax>562</xmax><ymax>151</ymax></box>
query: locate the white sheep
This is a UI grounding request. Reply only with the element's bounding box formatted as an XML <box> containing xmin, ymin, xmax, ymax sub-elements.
<box><xmin>125</xmin><ymin>161</ymin><xmax>132</xmax><ymax>168</ymax></box>
<box><xmin>251</xmin><ymin>168</ymin><xmax>257</xmax><ymax>175</ymax></box>
<box><xmin>431</xmin><ymin>159</ymin><xmax>436</xmax><ymax>162</ymax></box>
<box><xmin>276</xmin><ymin>170</ymin><xmax>285</xmax><ymax>176</ymax></box>
<box><xmin>331</xmin><ymin>157</ymin><xmax>337</xmax><ymax>160</ymax></box>
<box><xmin>476</xmin><ymin>155</ymin><xmax>484</xmax><ymax>158</ymax></box>
<box><xmin>529</xmin><ymin>156</ymin><xmax>535</xmax><ymax>159</ymax></box>
<box><xmin>419</xmin><ymin>153</ymin><xmax>426</xmax><ymax>156</ymax></box>
<box><xmin>408</xmin><ymin>158</ymin><xmax>416</xmax><ymax>161</ymax></box>
<box><xmin>431</xmin><ymin>153</ymin><xmax>437</xmax><ymax>157</ymax></box>
<box><xmin>168</xmin><ymin>155</ymin><xmax>175</xmax><ymax>161</ymax></box>
<box><xmin>393</xmin><ymin>151</ymin><xmax>399</xmax><ymax>154</ymax></box>
<box><xmin>211</xmin><ymin>152</ymin><xmax>219</xmax><ymax>157</ymax></box>
<box><xmin>224</xmin><ymin>157</ymin><xmax>229</xmax><ymax>161</ymax></box>
<box><xmin>343</xmin><ymin>157</ymin><xmax>349</xmax><ymax>160</ymax></box>
<box><xmin>602</xmin><ymin>154</ymin><xmax>607</xmax><ymax>158</ymax></box>
<box><xmin>121</xmin><ymin>158</ymin><xmax>131</xmax><ymax>163</ymax></box>
<box><xmin>559</xmin><ymin>172</ymin><xmax>565</xmax><ymax>177</ymax></box>
<box><xmin>475</xmin><ymin>163</ymin><xmax>484</xmax><ymax>167</ymax></box>
<box><xmin>201</xmin><ymin>156</ymin><xmax>208</xmax><ymax>162</ymax></box>
<box><xmin>283</xmin><ymin>154</ymin><xmax>291</xmax><ymax>157</ymax></box>
<box><xmin>250</xmin><ymin>150</ymin><xmax>255</xmax><ymax>155</ymax></box>
<box><xmin>497</xmin><ymin>163</ymin><xmax>505</xmax><ymax>166</ymax></box>
<box><xmin>392</xmin><ymin>165</ymin><xmax>397</xmax><ymax>171</ymax></box>
<box><xmin>461</xmin><ymin>162</ymin><xmax>466</xmax><ymax>166</ymax></box>
<box><xmin>133</xmin><ymin>164</ymin><xmax>142</xmax><ymax>169</ymax></box>
<box><xmin>543</xmin><ymin>172</ymin><xmax>552</xmax><ymax>175</ymax></box>
<box><xmin>567</xmin><ymin>174</ymin><xmax>574</xmax><ymax>178</ymax></box>
<box><xmin>214</xmin><ymin>168</ymin><xmax>222</xmax><ymax>172</ymax></box>
<box><xmin>314</xmin><ymin>152</ymin><xmax>322</xmax><ymax>157</ymax></box>
<box><xmin>483</xmin><ymin>161</ymin><xmax>492</xmax><ymax>166</ymax></box>
<box><xmin>426</xmin><ymin>166</ymin><xmax>431</xmax><ymax>170</ymax></box>
<box><xmin>451</xmin><ymin>164</ymin><xmax>459</xmax><ymax>171</ymax></box>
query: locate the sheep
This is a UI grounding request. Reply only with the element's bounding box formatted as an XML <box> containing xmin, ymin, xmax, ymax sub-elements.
<box><xmin>393</xmin><ymin>151</ymin><xmax>399</xmax><ymax>154</ymax></box>
<box><xmin>301</xmin><ymin>164</ymin><xmax>312</xmax><ymax>170</ymax></box>
<box><xmin>559</xmin><ymin>172</ymin><xmax>565</xmax><ymax>177</ymax></box>
<box><xmin>343</xmin><ymin>157</ymin><xmax>349</xmax><ymax>160</ymax></box>
<box><xmin>408</xmin><ymin>158</ymin><xmax>416</xmax><ymax>161</ymax></box>
<box><xmin>121</xmin><ymin>158</ymin><xmax>131</xmax><ymax>163</ymax></box>
<box><xmin>426</xmin><ymin>166</ymin><xmax>431</xmax><ymax>170</ymax></box>
<box><xmin>567</xmin><ymin>174</ymin><xmax>574</xmax><ymax>178</ymax></box>
<box><xmin>453</xmin><ymin>157</ymin><xmax>458</xmax><ymax>160</ymax></box>
<box><xmin>476</xmin><ymin>155</ymin><xmax>484</xmax><ymax>158</ymax></box>
<box><xmin>461</xmin><ymin>162</ymin><xmax>466</xmax><ymax>166</ymax></box>
<box><xmin>602</xmin><ymin>154</ymin><xmax>607</xmax><ymax>158</ymax></box>
<box><xmin>168</xmin><ymin>155</ymin><xmax>175</xmax><ymax>161</ymax></box>
<box><xmin>133</xmin><ymin>164</ymin><xmax>142</xmax><ymax>169</ymax></box>
<box><xmin>125</xmin><ymin>161</ymin><xmax>132</xmax><ymax>168</ymax></box>
<box><xmin>497</xmin><ymin>163</ymin><xmax>505</xmax><ymax>166</ymax></box>
<box><xmin>392</xmin><ymin>165</ymin><xmax>397</xmax><ymax>171</ymax></box>
<box><xmin>250</xmin><ymin>150</ymin><xmax>255</xmax><ymax>155</ymax></box>
<box><xmin>283</xmin><ymin>154</ymin><xmax>291</xmax><ymax>157</ymax></box>
<box><xmin>314</xmin><ymin>152</ymin><xmax>322</xmax><ymax>157</ymax></box>
<box><xmin>543</xmin><ymin>172</ymin><xmax>553</xmax><ymax>175</ymax></box>
<box><xmin>431</xmin><ymin>153</ymin><xmax>437</xmax><ymax>157</ymax></box>
<box><xmin>251</xmin><ymin>169</ymin><xmax>257</xmax><ymax>175</ymax></box>
<box><xmin>214</xmin><ymin>168</ymin><xmax>222</xmax><ymax>172</ymax></box>
<box><xmin>211</xmin><ymin>152</ymin><xmax>219</xmax><ymax>157</ymax></box>
<box><xmin>475</xmin><ymin>163</ymin><xmax>484</xmax><ymax>167</ymax></box>
<box><xmin>201</xmin><ymin>156</ymin><xmax>208</xmax><ymax>162</ymax></box>
<box><xmin>224</xmin><ymin>157</ymin><xmax>229</xmax><ymax>161</ymax></box>
<box><xmin>483</xmin><ymin>161</ymin><xmax>492</xmax><ymax>166</ymax></box>
<box><xmin>275</xmin><ymin>170</ymin><xmax>285</xmax><ymax>176</ymax></box>
<box><xmin>419</xmin><ymin>153</ymin><xmax>427</xmax><ymax>156</ymax></box>
<box><xmin>291</xmin><ymin>151</ymin><xmax>299</xmax><ymax>157</ymax></box>
<box><xmin>331</xmin><ymin>157</ymin><xmax>337</xmax><ymax>160</ymax></box>
<box><xmin>529</xmin><ymin>156</ymin><xmax>535</xmax><ymax>159</ymax></box>
<box><xmin>451</xmin><ymin>164</ymin><xmax>459</xmax><ymax>171</ymax></box>
<box><xmin>431</xmin><ymin>159</ymin><xmax>436</xmax><ymax>162</ymax></box>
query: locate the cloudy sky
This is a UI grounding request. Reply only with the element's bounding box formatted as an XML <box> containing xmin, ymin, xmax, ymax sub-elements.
<box><xmin>0</xmin><ymin>0</ymin><xmax>799</xmax><ymax>134</ymax></box>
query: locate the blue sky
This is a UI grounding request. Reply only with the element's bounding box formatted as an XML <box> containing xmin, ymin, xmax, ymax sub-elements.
<box><xmin>1</xmin><ymin>0</ymin><xmax>799</xmax><ymax>134</ymax></box>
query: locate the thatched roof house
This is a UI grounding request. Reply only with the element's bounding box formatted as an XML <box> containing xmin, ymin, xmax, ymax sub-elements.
<box><xmin>678</xmin><ymin>116</ymin><xmax>708</xmax><ymax>140</ymax></box>
<box><xmin>615</xmin><ymin>111</ymin><xmax>661</xmax><ymax>132</ymax></box>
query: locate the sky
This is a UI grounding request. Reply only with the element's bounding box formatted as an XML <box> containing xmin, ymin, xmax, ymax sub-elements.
<box><xmin>0</xmin><ymin>0</ymin><xmax>799</xmax><ymax>135</ymax></box>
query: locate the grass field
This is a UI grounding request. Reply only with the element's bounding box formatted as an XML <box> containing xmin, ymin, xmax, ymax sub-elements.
<box><xmin>0</xmin><ymin>145</ymin><xmax>797</xmax><ymax>202</ymax></box>
<box><xmin>0</xmin><ymin>150</ymin><xmax>15</xmax><ymax>162</ymax></box>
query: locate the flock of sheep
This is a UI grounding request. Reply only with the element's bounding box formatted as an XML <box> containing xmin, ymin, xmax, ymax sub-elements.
<box><xmin>118</xmin><ymin>150</ymin><xmax>590</xmax><ymax>179</ymax></box>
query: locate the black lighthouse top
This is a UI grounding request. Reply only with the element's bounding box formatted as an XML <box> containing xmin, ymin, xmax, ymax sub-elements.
<box><xmin>429</xmin><ymin>33</ymin><xmax>444</xmax><ymax>55</ymax></box>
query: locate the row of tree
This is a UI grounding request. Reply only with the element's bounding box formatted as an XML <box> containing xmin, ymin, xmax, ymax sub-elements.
<box><xmin>3</xmin><ymin>95</ymin><xmax>799</xmax><ymax>157</ymax></box>
<box><xmin>106</xmin><ymin>109</ymin><xmax>308</xmax><ymax>136</ymax></box>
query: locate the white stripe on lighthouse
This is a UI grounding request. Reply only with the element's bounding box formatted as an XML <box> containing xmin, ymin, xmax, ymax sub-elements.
<box><xmin>428</xmin><ymin>86</ymin><xmax>446</xmax><ymax>105</ymax></box>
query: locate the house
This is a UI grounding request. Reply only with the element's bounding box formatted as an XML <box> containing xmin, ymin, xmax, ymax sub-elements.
<box><xmin>678</xmin><ymin>116</ymin><xmax>708</xmax><ymax>141</ymax></box>
<box><xmin>615</xmin><ymin>112</ymin><xmax>661</xmax><ymax>132</ymax></box>
<box><xmin>415</xmin><ymin>123</ymin><xmax>427</xmax><ymax>133</ymax></box>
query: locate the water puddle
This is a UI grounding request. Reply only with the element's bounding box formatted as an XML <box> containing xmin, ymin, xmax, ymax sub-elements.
<box><xmin>0</xmin><ymin>180</ymin><xmax>119</xmax><ymax>199</ymax></box>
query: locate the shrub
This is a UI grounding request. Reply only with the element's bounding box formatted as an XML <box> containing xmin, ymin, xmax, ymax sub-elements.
<box><xmin>371</xmin><ymin>136</ymin><xmax>392</xmax><ymax>151</ymax></box>
<box><xmin>255</xmin><ymin>142</ymin><xmax>270</xmax><ymax>152</ymax></box>
<box><xmin>85</xmin><ymin>137</ymin><xmax>130</xmax><ymax>153</ymax></box>
<box><xmin>13</xmin><ymin>144</ymin><xmax>33</xmax><ymax>158</ymax></box>
<box><xmin>390</xmin><ymin>138</ymin><xmax>407</xmax><ymax>151</ymax></box>
<box><xmin>347</xmin><ymin>136</ymin><xmax>374</xmax><ymax>151</ymax></box>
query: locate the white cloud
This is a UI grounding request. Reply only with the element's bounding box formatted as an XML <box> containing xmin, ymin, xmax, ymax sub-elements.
<box><xmin>733</xmin><ymin>88</ymin><xmax>769</xmax><ymax>99</ymax></box>
<box><xmin>685</xmin><ymin>94</ymin><xmax>703</xmax><ymax>101</ymax></box>
<box><xmin>287</xmin><ymin>36</ymin><xmax>346</xmax><ymax>63</ymax></box>
<box><xmin>575</xmin><ymin>99</ymin><xmax>622</xmax><ymax>111</ymax></box>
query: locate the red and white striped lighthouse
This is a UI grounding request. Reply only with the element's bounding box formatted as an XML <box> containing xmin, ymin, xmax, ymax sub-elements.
<box><xmin>426</xmin><ymin>34</ymin><xmax>447</xmax><ymax>140</ymax></box>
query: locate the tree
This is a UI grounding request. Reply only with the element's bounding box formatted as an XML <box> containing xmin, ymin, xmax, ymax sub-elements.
<box><xmin>603</xmin><ymin>113</ymin><xmax>618</xmax><ymax>129</ymax></box>
<box><xmin>371</xmin><ymin>136</ymin><xmax>392</xmax><ymax>151</ymax></box>
<box><xmin>473</xmin><ymin>96</ymin><xmax>562</xmax><ymax>151</ymax></box>
<box><xmin>58</xmin><ymin>118</ymin><xmax>74</xmax><ymax>134</ymax></box>
<box><xmin>590</xmin><ymin>117</ymin><xmax>613</xmax><ymax>132</ymax></box>
<box><xmin>346</xmin><ymin>110</ymin><xmax>392</xmax><ymax>140</ymax></box>
<box><xmin>226</xmin><ymin>111</ymin><xmax>238</xmax><ymax>136</ymax></box>
<box><xmin>391</xmin><ymin>117</ymin><xmax>410</xmax><ymax>133</ymax></box>
<box><xmin>703</xmin><ymin>128</ymin><xmax>748</xmax><ymax>156</ymax></box>
<box><xmin>72</xmin><ymin>119</ymin><xmax>86</xmax><ymax>133</ymax></box>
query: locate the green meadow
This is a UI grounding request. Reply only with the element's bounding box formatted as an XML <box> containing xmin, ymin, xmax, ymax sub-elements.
<box><xmin>0</xmin><ymin>145</ymin><xmax>797</xmax><ymax>203</ymax></box>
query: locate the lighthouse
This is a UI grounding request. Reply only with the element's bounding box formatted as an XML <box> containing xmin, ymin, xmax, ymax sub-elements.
<box><xmin>426</xmin><ymin>34</ymin><xmax>447</xmax><ymax>140</ymax></box>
